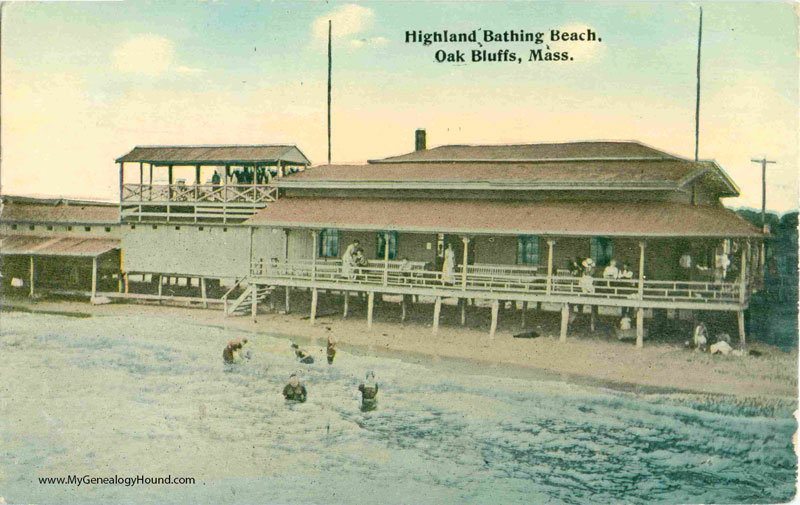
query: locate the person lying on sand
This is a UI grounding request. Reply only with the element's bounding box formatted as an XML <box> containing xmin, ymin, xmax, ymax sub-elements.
<box><xmin>291</xmin><ymin>343</ymin><xmax>314</xmax><ymax>364</ymax></box>
<box><xmin>358</xmin><ymin>370</ymin><xmax>379</xmax><ymax>412</ymax></box>
<box><xmin>222</xmin><ymin>338</ymin><xmax>249</xmax><ymax>364</ymax></box>
<box><xmin>283</xmin><ymin>373</ymin><xmax>307</xmax><ymax>403</ymax></box>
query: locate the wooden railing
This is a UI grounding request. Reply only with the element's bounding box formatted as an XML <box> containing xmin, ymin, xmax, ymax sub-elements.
<box><xmin>121</xmin><ymin>184</ymin><xmax>278</xmax><ymax>204</ymax></box>
<box><xmin>250</xmin><ymin>258</ymin><xmax>747</xmax><ymax>306</ymax></box>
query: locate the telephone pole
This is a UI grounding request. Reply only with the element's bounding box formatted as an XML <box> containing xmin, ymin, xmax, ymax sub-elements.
<box><xmin>694</xmin><ymin>7</ymin><xmax>702</xmax><ymax>161</ymax></box>
<box><xmin>750</xmin><ymin>157</ymin><xmax>776</xmax><ymax>233</ymax></box>
<box><xmin>327</xmin><ymin>20</ymin><xmax>332</xmax><ymax>165</ymax></box>
<box><xmin>751</xmin><ymin>156</ymin><xmax>776</xmax><ymax>278</ymax></box>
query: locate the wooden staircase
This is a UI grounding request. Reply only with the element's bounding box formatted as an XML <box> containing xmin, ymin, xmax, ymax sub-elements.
<box><xmin>224</xmin><ymin>281</ymin><xmax>272</xmax><ymax>316</ymax></box>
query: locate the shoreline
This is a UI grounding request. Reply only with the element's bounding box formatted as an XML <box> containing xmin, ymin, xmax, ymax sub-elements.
<box><xmin>2</xmin><ymin>295</ymin><xmax>797</xmax><ymax>402</ymax></box>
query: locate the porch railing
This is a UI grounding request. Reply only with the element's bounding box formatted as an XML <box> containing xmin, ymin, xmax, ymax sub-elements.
<box><xmin>251</xmin><ymin>258</ymin><xmax>746</xmax><ymax>306</ymax></box>
<box><xmin>121</xmin><ymin>184</ymin><xmax>278</xmax><ymax>204</ymax></box>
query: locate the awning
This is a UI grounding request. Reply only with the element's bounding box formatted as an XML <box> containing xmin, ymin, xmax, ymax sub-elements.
<box><xmin>0</xmin><ymin>236</ymin><xmax>120</xmax><ymax>257</ymax></box>
<box><xmin>247</xmin><ymin>197</ymin><xmax>761</xmax><ymax>238</ymax></box>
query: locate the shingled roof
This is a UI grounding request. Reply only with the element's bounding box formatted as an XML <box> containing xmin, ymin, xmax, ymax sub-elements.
<box><xmin>370</xmin><ymin>141</ymin><xmax>679</xmax><ymax>164</ymax></box>
<box><xmin>0</xmin><ymin>196</ymin><xmax>118</xmax><ymax>223</ymax></box>
<box><xmin>247</xmin><ymin>197</ymin><xmax>760</xmax><ymax>237</ymax></box>
<box><xmin>116</xmin><ymin>145</ymin><xmax>311</xmax><ymax>165</ymax></box>
<box><xmin>281</xmin><ymin>160</ymin><xmax>712</xmax><ymax>188</ymax></box>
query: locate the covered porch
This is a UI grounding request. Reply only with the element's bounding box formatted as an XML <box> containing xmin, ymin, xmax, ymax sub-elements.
<box><xmin>245</xmin><ymin>197</ymin><xmax>762</xmax><ymax>347</ymax></box>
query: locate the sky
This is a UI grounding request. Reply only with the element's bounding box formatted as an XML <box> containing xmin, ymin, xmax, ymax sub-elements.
<box><xmin>1</xmin><ymin>1</ymin><xmax>798</xmax><ymax>212</ymax></box>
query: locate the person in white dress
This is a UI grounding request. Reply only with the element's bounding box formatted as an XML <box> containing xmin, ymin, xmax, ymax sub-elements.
<box><xmin>341</xmin><ymin>240</ymin><xmax>359</xmax><ymax>279</ymax></box>
<box><xmin>442</xmin><ymin>244</ymin><xmax>456</xmax><ymax>284</ymax></box>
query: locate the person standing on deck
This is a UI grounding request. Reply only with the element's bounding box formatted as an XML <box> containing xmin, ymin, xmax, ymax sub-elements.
<box><xmin>620</xmin><ymin>262</ymin><xmax>635</xmax><ymax>318</ymax></box>
<box><xmin>283</xmin><ymin>374</ymin><xmax>307</xmax><ymax>403</ymax></box>
<box><xmin>358</xmin><ymin>370</ymin><xmax>379</xmax><ymax>412</ymax></box>
<box><xmin>442</xmin><ymin>244</ymin><xmax>456</xmax><ymax>284</ymax></box>
<box><xmin>342</xmin><ymin>240</ymin><xmax>360</xmax><ymax>280</ymax></box>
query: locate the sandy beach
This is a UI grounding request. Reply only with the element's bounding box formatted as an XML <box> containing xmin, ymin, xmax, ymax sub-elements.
<box><xmin>3</xmin><ymin>292</ymin><xmax>797</xmax><ymax>401</ymax></box>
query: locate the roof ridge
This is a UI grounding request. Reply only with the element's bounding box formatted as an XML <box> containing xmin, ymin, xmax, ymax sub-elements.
<box><xmin>132</xmin><ymin>144</ymin><xmax>298</xmax><ymax>148</ymax></box>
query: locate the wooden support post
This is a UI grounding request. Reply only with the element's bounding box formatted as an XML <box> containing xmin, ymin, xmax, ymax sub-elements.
<box><xmin>89</xmin><ymin>258</ymin><xmax>97</xmax><ymax>298</ymax></box>
<box><xmin>139</xmin><ymin>162</ymin><xmax>144</xmax><ymax>190</ymax></box>
<box><xmin>124</xmin><ymin>273</ymin><xmax>129</xmax><ymax>294</ymax></box>
<box><xmin>560</xmin><ymin>303</ymin><xmax>569</xmax><ymax>342</ymax></box>
<box><xmin>401</xmin><ymin>296</ymin><xmax>408</xmax><ymax>322</ymax></box>
<box><xmin>310</xmin><ymin>288</ymin><xmax>318</xmax><ymax>324</ymax></box>
<box><xmin>28</xmin><ymin>257</ymin><xmax>35</xmax><ymax>297</ymax></box>
<box><xmin>737</xmin><ymin>310</ymin><xmax>746</xmax><ymax>350</ymax></box>
<box><xmin>460</xmin><ymin>298</ymin><xmax>467</xmax><ymax>326</ymax></box>
<box><xmin>636</xmin><ymin>308</ymin><xmax>644</xmax><ymax>348</ymax></box>
<box><xmin>489</xmin><ymin>299</ymin><xmax>499</xmax><ymax>339</ymax></box>
<box><xmin>590</xmin><ymin>305</ymin><xmax>598</xmax><ymax>333</ymax></box>
<box><xmin>521</xmin><ymin>301</ymin><xmax>528</xmax><ymax>328</ymax></box>
<box><xmin>638</xmin><ymin>242</ymin><xmax>646</xmax><ymax>298</ymax></box>
<box><xmin>740</xmin><ymin>242</ymin><xmax>748</xmax><ymax>304</ymax></box>
<box><xmin>284</xmin><ymin>287</ymin><xmax>291</xmax><ymax>314</ymax></box>
<box><xmin>252</xmin><ymin>285</ymin><xmax>259</xmax><ymax>322</ymax></box>
<box><xmin>200</xmin><ymin>277</ymin><xmax>207</xmax><ymax>308</ymax></box>
<box><xmin>311</xmin><ymin>230</ymin><xmax>318</xmax><ymax>281</ymax></box>
<box><xmin>461</xmin><ymin>236</ymin><xmax>470</xmax><ymax>291</ymax></box>
<box><xmin>383</xmin><ymin>232</ymin><xmax>391</xmax><ymax>286</ymax></box>
<box><xmin>157</xmin><ymin>275</ymin><xmax>163</xmax><ymax>303</ymax></box>
<box><xmin>367</xmin><ymin>291</ymin><xmax>375</xmax><ymax>329</ymax></box>
<box><xmin>433</xmin><ymin>296</ymin><xmax>442</xmax><ymax>334</ymax></box>
<box><xmin>546</xmin><ymin>239</ymin><xmax>555</xmax><ymax>295</ymax></box>
<box><xmin>195</xmin><ymin>165</ymin><xmax>201</xmax><ymax>201</ymax></box>
<box><xmin>343</xmin><ymin>292</ymin><xmax>349</xmax><ymax>318</ymax></box>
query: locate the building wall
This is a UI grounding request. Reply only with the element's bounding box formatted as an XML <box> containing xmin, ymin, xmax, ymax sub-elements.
<box><xmin>473</xmin><ymin>235</ymin><xmax>517</xmax><ymax>265</ymax></box>
<box><xmin>0</xmin><ymin>222</ymin><xmax>121</xmax><ymax>239</ymax></box>
<box><xmin>121</xmin><ymin>224</ymin><xmax>278</xmax><ymax>278</ymax></box>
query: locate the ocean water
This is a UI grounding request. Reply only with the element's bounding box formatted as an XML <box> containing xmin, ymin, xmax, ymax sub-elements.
<box><xmin>0</xmin><ymin>312</ymin><xmax>796</xmax><ymax>505</ymax></box>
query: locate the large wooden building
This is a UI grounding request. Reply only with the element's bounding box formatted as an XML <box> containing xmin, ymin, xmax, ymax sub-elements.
<box><xmin>241</xmin><ymin>133</ymin><xmax>761</xmax><ymax>346</ymax></box>
<box><xmin>1</xmin><ymin>134</ymin><xmax>763</xmax><ymax>347</ymax></box>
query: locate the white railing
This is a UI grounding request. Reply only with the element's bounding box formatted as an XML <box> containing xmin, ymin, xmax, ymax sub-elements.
<box><xmin>122</xmin><ymin>184</ymin><xmax>278</xmax><ymax>204</ymax></box>
<box><xmin>251</xmin><ymin>258</ymin><xmax>746</xmax><ymax>305</ymax></box>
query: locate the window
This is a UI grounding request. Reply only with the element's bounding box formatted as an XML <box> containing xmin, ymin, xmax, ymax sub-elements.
<box><xmin>152</xmin><ymin>225</ymin><xmax>158</xmax><ymax>230</ymax></box>
<box><xmin>590</xmin><ymin>237</ymin><xmax>614</xmax><ymax>267</ymax></box>
<box><xmin>67</xmin><ymin>226</ymin><xmax>73</xmax><ymax>231</ymax></box>
<box><xmin>85</xmin><ymin>226</ymin><xmax>92</xmax><ymax>232</ymax></box>
<box><xmin>517</xmin><ymin>235</ymin><xmax>539</xmax><ymax>265</ymax></box>
<box><xmin>29</xmin><ymin>225</ymin><xmax>35</xmax><ymax>231</ymax></box>
<box><xmin>318</xmin><ymin>229</ymin><xmax>339</xmax><ymax>258</ymax></box>
<box><xmin>174</xmin><ymin>226</ymin><xmax>181</xmax><ymax>231</ymax></box>
<box><xmin>11</xmin><ymin>224</ymin><xmax>18</xmax><ymax>230</ymax></box>
<box><xmin>105</xmin><ymin>227</ymin><xmax>112</xmax><ymax>232</ymax></box>
<box><xmin>376</xmin><ymin>231</ymin><xmax>398</xmax><ymax>260</ymax></box>
<box><xmin>47</xmin><ymin>225</ymin><xmax>54</xmax><ymax>231</ymax></box>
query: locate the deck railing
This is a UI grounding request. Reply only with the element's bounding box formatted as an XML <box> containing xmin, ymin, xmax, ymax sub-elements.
<box><xmin>251</xmin><ymin>258</ymin><xmax>746</xmax><ymax>306</ymax></box>
<box><xmin>121</xmin><ymin>184</ymin><xmax>278</xmax><ymax>204</ymax></box>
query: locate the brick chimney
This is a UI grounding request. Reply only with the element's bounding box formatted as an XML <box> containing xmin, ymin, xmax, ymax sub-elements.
<box><xmin>415</xmin><ymin>129</ymin><xmax>426</xmax><ymax>151</ymax></box>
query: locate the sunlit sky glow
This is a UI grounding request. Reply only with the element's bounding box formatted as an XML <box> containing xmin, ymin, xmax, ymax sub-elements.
<box><xmin>1</xmin><ymin>1</ymin><xmax>797</xmax><ymax>212</ymax></box>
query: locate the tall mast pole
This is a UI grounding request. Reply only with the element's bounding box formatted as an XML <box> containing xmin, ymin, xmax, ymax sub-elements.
<box><xmin>694</xmin><ymin>7</ymin><xmax>702</xmax><ymax>161</ymax></box>
<box><xmin>327</xmin><ymin>19</ymin><xmax>332</xmax><ymax>165</ymax></box>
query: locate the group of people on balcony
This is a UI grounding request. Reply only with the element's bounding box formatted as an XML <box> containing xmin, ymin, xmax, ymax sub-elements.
<box><xmin>568</xmin><ymin>257</ymin><xmax>635</xmax><ymax>294</ymax></box>
<box><xmin>342</xmin><ymin>240</ymin><xmax>368</xmax><ymax>280</ymax></box>
<box><xmin>209</xmin><ymin>167</ymin><xmax>271</xmax><ymax>186</ymax></box>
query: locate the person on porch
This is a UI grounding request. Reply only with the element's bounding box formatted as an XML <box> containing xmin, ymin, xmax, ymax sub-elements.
<box><xmin>442</xmin><ymin>244</ymin><xmax>456</xmax><ymax>284</ymax></box>
<box><xmin>211</xmin><ymin>171</ymin><xmax>221</xmax><ymax>185</ymax></box>
<box><xmin>354</xmin><ymin>249</ymin><xmax>369</xmax><ymax>280</ymax></box>
<box><xmin>342</xmin><ymin>240</ymin><xmax>360</xmax><ymax>280</ymax></box>
<box><xmin>580</xmin><ymin>258</ymin><xmax>595</xmax><ymax>294</ymax></box>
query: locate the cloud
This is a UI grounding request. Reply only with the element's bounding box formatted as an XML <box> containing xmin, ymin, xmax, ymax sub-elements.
<box><xmin>350</xmin><ymin>36</ymin><xmax>388</xmax><ymax>49</ymax></box>
<box><xmin>176</xmin><ymin>66</ymin><xmax>204</xmax><ymax>76</ymax></box>
<box><xmin>312</xmin><ymin>4</ymin><xmax>374</xmax><ymax>42</ymax></box>
<box><xmin>113</xmin><ymin>34</ymin><xmax>174</xmax><ymax>76</ymax></box>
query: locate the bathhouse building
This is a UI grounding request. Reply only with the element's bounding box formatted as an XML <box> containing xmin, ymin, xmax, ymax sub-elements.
<box><xmin>1</xmin><ymin>133</ymin><xmax>763</xmax><ymax>346</ymax></box>
<box><xmin>240</xmin><ymin>131</ymin><xmax>761</xmax><ymax>346</ymax></box>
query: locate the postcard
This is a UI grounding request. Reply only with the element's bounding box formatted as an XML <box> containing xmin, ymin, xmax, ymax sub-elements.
<box><xmin>0</xmin><ymin>1</ymin><xmax>797</xmax><ymax>504</ymax></box>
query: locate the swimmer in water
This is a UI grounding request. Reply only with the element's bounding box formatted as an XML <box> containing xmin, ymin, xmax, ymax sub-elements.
<box><xmin>358</xmin><ymin>370</ymin><xmax>379</xmax><ymax>412</ymax></box>
<box><xmin>283</xmin><ymin>373</ymin><xmax>307</xmax><ymax>403</ymax></box>
<box><xmin>291</xmin><ymin>343</ymin><xmax>314</xmax><ymax>364</ymax></box>
<box><xmin>222</xmin><ymin>338</ymin><xmax>248</xmax><ymax>364</ymax></box>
